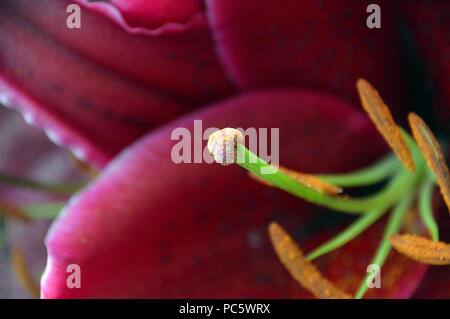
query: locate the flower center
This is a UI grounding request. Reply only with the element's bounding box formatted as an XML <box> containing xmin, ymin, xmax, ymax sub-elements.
<box><xmin>207</xmin><ymin>78</ymin><xmax>450</xmax><ymax>299</ymax></box>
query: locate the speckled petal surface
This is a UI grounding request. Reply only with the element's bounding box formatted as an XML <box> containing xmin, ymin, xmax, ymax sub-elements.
<box><xmin>42</xmin><ymin>90</ymin><xmax>426</xmax><ymax>298</ymax></box>
<box><xmin>206</xmin><ymin>0</ymin><xmax>405</xmax><ymax>112</ymax></box>
<box><xmin>0</xmin><ymin>0</ymin><xmax>234</xmax><ymax>168</ymax></box>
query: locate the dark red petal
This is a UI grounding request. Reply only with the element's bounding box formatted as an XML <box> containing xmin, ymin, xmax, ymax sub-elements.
<box><xmin>109</xmin><ymin>0</ymin><xmax>204</xmax><ymax>29</ymax></box>
<box><xmin>0</xmin><ymin>0</ymin><xmax>233</xmax><ymax>167</ymax></box>
<box><xmin>41</xmin><ymin>89</ymin><xmax>424</xmax><ymax>298</ymax></box>
<box><xmin>206</xmin><ymin>0</ymin><xmax>405</xmax><ymax>113</ymax></box>
<box><xmin>411</xmin><ymin>265</ymin><xmax>450</xmax><ymax>299</ymax></box>
<box><xmin>400</xmin><ymin>0</ymin><xmax>450</xmax><ymax>124</ymax></box>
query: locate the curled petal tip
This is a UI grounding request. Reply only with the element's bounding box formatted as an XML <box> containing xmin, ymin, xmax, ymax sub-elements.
<box><xmin>207</xmin><ymin>128</ymin><xmax>243</xmax><ymax>165</ymax></box>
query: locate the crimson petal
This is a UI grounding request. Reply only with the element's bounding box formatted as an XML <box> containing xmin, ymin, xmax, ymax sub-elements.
<box><xmin>206</xmin><ymin>0</ymin><xmax>405</xmax><ymax>112</ymax></box>
<box><xmin>0</xmin><ymin>0</ymin><xmax>233</xmax><ymax>167</ymax></box>
<box><xmin>42</xmin><ymin>90</ymin><xmax>425</xmax><ymax>298</ymax></box>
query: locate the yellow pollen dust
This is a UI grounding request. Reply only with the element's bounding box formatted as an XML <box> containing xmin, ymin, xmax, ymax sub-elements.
<box><xmin>11</xmin><ymin>247</ymin><xmax>40</xmax><ymax>298</ymax></box>
<box><xmin>356</xmin><ymin>78</ymin><xmax>415</xmax><ymax>172</ymax></box>
<box><xmin>268</xmin><ymin>222</ymin><xmax>352</xmax><ymax>299</ymax></box>
<box><xmin>249</xmin><ymin>166</ymin><xmax>342</xmax><ymax>196</ymax></box>
<box><xmin>408</xmin><ymin>113</ymin><xmax>450</xmax><ymax>213</ymax></box>
<box><xmin>389</xmin><ymin>234</ymin><xmax>450</xmax><ymax>265</ymax></box>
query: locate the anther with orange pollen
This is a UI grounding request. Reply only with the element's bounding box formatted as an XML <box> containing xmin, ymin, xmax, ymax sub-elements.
<box><xmin>207</xmin><ymin>78</ymin><xmax>450</xmax><ymax>298</ymax></box>
<box><xmin>268</xmin><ymin>222</ymin><xmax>352</xmax><ymax>299</ymax></box>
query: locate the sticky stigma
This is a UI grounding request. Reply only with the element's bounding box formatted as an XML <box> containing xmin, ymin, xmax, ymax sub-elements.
<box><xmin>207</xmin><ymin>128</ymin><xmax>244</xmax><ymax>165</ymax></box>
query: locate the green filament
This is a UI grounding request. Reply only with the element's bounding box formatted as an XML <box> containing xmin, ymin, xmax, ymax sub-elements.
<box><xmin>419</xmin><ymin>177</ymin><xmax>439</xmax><ymax>241</ymax></box>
<box><xmin>306</xmin><ymin>208</ymin><xmax>387</xmax><ymax>261</ymax></box>
<box><xmin>318</xmin><ymin>154</ymin><xmax>399</xmax><ymax>187</ymax></box>
<box><xmin>238</xmin><ymin>144</ymin><xmax>417</xmax><ymax>214</ymax></box>
<box><xmin>354</xmin><ymin>194</ymin><xmax>413</xmax><ymax>299</ymax></box>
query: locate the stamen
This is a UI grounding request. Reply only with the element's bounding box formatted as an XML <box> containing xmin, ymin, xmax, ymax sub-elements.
<box><xmin>249</xmin><ymin>166</ymin><xmax>342</xmax><ymax>195</ymax></box>
<box><xmin>0</xmin><ymin>199</ymin><xmax>28</xmax><ymax>222</ymax></box>
<box><xmin>207</xmin><ymin>128</ymin><xmax>244</xmax><ymax>165</ymax></box>
<box><xmin>268</xmin><ymin>222</ymin><xmax>352</xmax><ymax>299</ymax></box>
<box><xmin>11</xmin><ymin>247</ymin><xmax>40</xmax><ymax>298</ymax></box>
<box><xmin>408</xmin><ymin>113</ymin><xmax>450</xmax><ymax>212</ymax></box>
<box><xmin>389</xmin><ymin>234</ymin><xmax>450</xmax><ymax>265</ymax></box>
<box><xmin>356</xmin><ymin>79</ymin><xmax>414</xmax><ymax>172</ymax></box>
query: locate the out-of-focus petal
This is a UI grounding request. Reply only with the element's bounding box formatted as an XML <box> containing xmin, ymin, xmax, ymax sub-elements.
<box><xmin>42</xmin><ymin>90</ymin><xmax>425</xmax><ymax>298</ymax></box>
<box><xmin>206</xmin><ymin>0</ymin><xmax>405</xmax><ymax>113</ymax></box>
<box><xmin>0</xmin><ymin>0</ymin><xmax>234</xmax><ymax>168</ymax></box>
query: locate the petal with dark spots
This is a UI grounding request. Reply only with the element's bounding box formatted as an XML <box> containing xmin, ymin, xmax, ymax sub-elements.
<box><xmin>0</xmin><ymin>0</ymin><xmax>234</xmax><ymax>167</ymax></box>
<box><xmin>42</xmin><ymin>90</ymin><xmax>424</xmax><ymax>298</ymax></box>
<box><xmin>206</xmin><ymin>0</ymin><xmax>405</xmax><ymax>113</ymax></box>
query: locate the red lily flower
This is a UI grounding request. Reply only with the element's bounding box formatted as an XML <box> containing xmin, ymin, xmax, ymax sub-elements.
<box><xmin>41</xmin><ymin>90</ymin><xmax>428</xmax><ymax>298</ymax></box>
<box><xmin>0</xmin><ymin>0</ymin><xmax>448</xmax><ymax>298</ymax></box>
